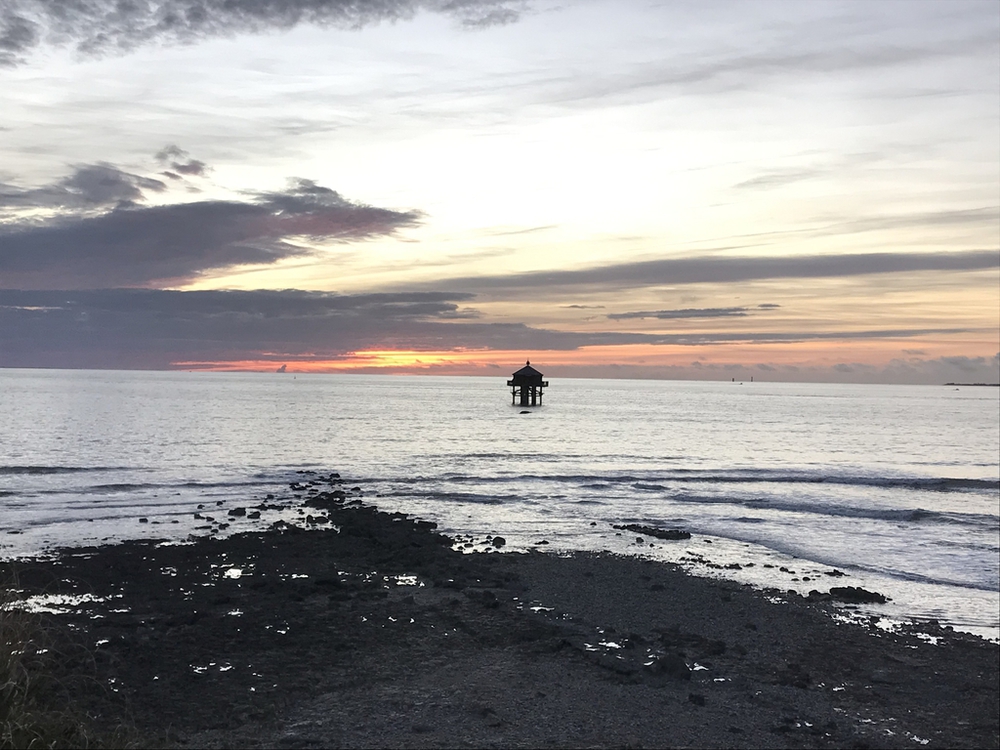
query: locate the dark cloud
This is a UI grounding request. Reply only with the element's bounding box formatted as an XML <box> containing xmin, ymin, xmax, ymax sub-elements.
<box><xmin>421</xmin><ymin>249</ymin><xmax>1000</xmax><ymax>296</ymax></box>
<box><xmin>0</xmin><ymin>8</ymin><xmax>38</xmax><ymax>66</ymax></box>
<box><xmin>0</xmin><ymin>288</ymin><xmax>641</xmax><ymax>368</ymax></box>
<box><xmin>155</xmin><ymin>144</ymin><xmax>207</xmax><ymax>177</ymax></box>
<box><xmin>0</xmin><ymin>169</ymin><xmax>422</xmax><ymax>289</ymax></box>
<box><xmin>0</xmin><ymin>163</ymin><xmax>166</xmax><ymax>211</ymax></box>
<box><xmin>608</xmin><ymin>307</ymin><xmax>750</xmax><ymax>321</ymax></box>
<box><xmin>0</xmin><ymin>0</ymin><xmax>526</xmax><ymax>66</ymax></box>
<box><xmin>0</xmin><ymin>288</ymin><xmax>972</xmax><ymax>369</ymax></box>
<box><xmin>757</xmin><ymin>303</ymin><xmax>781</xmax><ymax>309</ymax></box>
<box><xmin>561</xmin><ymin>304</ymin><xmax>605</xmax><ymax>309</ymax></box>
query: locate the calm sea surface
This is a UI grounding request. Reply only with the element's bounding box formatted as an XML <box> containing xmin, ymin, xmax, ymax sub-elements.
<box><xmin>2</xmin><ymin>369</ymin><xmax>997</xmax><ymax>638</ymax></box>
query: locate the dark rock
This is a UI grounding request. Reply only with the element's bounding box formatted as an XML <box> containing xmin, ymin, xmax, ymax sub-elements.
<box><xmin>138</xmin><ymin>518</ymin><xmax>149</xmax><ymax>523</ymax></box>
<box><xmin>612</xmin><ymin>524</ymin><xmax>691</xmax><ymax>540</ymax></box>
<box><xmin>228</xmin><ymin>507</ymin><xmax>246</xmax><ymax>517</ymax></box>
<box><xmin>248</xmin><ymin>511</ymin><xmax>261</xmax><ymax>520</ymax></box>
<box><xmin>829</xmin><ymin>586</ymin><xmax>888</xmax><ymax>604</ymax></box>
<box><xmin>492</xmin><ymin>536</ymin><xmax>506</xmax><ymax>548</ymax></box>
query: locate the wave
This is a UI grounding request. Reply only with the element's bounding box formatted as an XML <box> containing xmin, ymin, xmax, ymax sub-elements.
<box><xmin>388</xmin><ymin>489</ymin><xmax>521</xmax><ymax>506</ymax></box>
<box><xmin>0</xmin><ymin>465</ymin><xmax>131</xmax><ymax>475</ymax></box>
<box><xmin>413</xmin><ymin>470</ymin><xmax>999</xmax><ymax>494</ymax></box>
<box><xmin>666</xmin><ymin>494</ymin><xmax>997</xmax><ymax>528</ymax></box>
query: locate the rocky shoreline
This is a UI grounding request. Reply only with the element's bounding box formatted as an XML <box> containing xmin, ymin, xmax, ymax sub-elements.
<box><xmin>6</xmin><ymin>474</ymin><xmax>999</xmax><ymax>749</ymax></box>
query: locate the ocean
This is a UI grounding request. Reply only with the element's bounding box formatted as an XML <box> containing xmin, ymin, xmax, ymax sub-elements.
<box><xmin>1</xmin><ymin>369</ymin><xmax>997</xmax><ymax>639</ymax></box>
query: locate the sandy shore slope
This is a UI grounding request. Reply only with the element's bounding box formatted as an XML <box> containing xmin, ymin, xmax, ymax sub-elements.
<box><xmin>7</xmin><ymin>476</ymin><xmax>998</xmax><ymax>749</ymax></box>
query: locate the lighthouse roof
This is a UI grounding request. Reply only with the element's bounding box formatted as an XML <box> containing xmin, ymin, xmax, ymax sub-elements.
<box><xmin>509</xmin><ymin>360</ymin><xmax>545</xmax><ymax>383</ymax></box>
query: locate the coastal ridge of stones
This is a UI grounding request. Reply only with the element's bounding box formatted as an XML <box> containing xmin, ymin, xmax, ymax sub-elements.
<box><xmin>178</xmin><ymin>469</ymin><xmax>890</xmax><ymax>610</ymax></box>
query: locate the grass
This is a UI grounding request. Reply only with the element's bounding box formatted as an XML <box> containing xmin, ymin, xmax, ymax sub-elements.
<box><xmin>1</xmin><ymin>570</ymin><xmax>136</xmax><ymax>749</ymax></box>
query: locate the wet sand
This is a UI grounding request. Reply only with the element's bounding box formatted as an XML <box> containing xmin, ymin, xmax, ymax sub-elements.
<box><xmin>7</xmin><ymin>475</ymin><xmax>999</xmax><ymax>749</ymax></box>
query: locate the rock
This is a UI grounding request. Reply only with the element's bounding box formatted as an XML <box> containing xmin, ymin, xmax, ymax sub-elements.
<box><xmin>829</xmin><ymin>586</ymin><xmax>888</xmax><ymax>604</ymax></box>
<box><xmin>228</xmin><ymin>507</ymin><xmax>246</xmax><ymax>517</ymax></box>
<box><xmin>139</xmin><ymin>517</ymin><xmax>149</xmax><ymax>523</ymax></box>
<box><xmin>492</xmin><ymin>536</ymin><xmax>506</xmax><ymax>548</ymax></box>
<box><xmin>247</xmin><ymin>511</ymin><xmax>261</xmax><ymax>519</ymax></box>
<box><xmin>613</xmin><ymin>524</ymin><xmax>691</xmax><ymax>540</ymax></box>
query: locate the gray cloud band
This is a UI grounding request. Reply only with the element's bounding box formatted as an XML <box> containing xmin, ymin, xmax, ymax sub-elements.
<box><xmin>0</xmin><ymin>0</ymin><xmax>525</xmax><ymax>67</ymax></box>
<box><xmin>0</xmin><ymin>288</ymin><xmax>974</xmax><ymax>369</ymax></box>
<box><xmin>422</xmin><ymin>248</ymin><xmax>1000</xmax><ymax>294</ymax></box>
<box><xmin>0</xmin><ymin>168</ymin><xmax>422</xmax><ymax>288</ymax></box>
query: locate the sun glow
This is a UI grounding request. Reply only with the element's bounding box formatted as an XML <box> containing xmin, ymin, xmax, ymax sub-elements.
<box><xmin>170</xmin><ymin>334</ymin><xmax>998</xmax><ymax>379</ymax></box>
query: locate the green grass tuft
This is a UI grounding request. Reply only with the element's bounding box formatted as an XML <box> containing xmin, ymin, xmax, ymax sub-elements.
<box><xmin>1</xmin><ymin>570</ymin><xmax>137</xmax><ymax>749</ymax></box>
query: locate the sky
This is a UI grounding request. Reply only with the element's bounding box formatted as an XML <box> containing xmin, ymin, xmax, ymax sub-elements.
<box><xmin>1</xmin><ymin>0</ymin><xmax>998</xmax><ymax>383</ymax></box>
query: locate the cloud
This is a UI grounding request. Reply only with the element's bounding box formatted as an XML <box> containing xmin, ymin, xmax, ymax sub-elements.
<box><xmin>0</xmin><ymin>0</ymin><xmax>526</xmax><ymax>67</ymax></box>
<box><xmin>0</xmin><ymin>288</ymin><xmax>975</xmax><ymax>369</ymax></box>
<box><xmin>0</xmin><ymin>163</ymin><xmax>167</xmax><ymax>211</ymax></box>
<box><xmin>541</xmin><ymin>353</ymin><xmax>1000</xmax><ymax>385</ymax></box>
<box><xmin>155</xmin><ymin>144</ymin><xmax>207</xmax><ymax>177</ymax></box>
<box><xmin>733</xmin><ymin>168</ymin><xmax>826</xmax><ymax>190</ymax></box>
<box><xmin>419</xmin><ymin>249</ymin><xmax>1000</xmax><ymax>296</ymax></box>
<box><xmin>0</xmin><ymin>288</ymin><xmax>646</xmax><ymax>368</ymax></box>
<box><xmin>0</xmin><ymin>167</ymin><xmax>422</xmax><ymax>289</ymax></box>
<box><xmin>608</xmin><ymin>307</ymin><xmax>750</xmax><ymax>320</ymax></box>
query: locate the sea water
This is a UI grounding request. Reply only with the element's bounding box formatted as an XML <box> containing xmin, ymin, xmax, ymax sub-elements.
<box><xmin>1</xmin><ymin>369</ymin><xmax>997</xmax><ymax>639</ymax></box>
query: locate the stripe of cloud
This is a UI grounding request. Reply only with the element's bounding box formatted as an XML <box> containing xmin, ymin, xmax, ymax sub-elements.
<box><xmin>421</xmin><ymin>249</ymin><xmax>1000</xmax><ymax>295</ymax></box>
<box><xmin>608</xmin><ymin>307</ymin><xmax>749</xmax><ymax>320</ymax></box>
<box><xmin>0</xmin><ymin>288</ymin><xmax>973</xmax><ymax>369</ymax></box>
<box><xmin>0</xmin><ymin>174</ymin><xmax>422</xmax><ymax>289</ymax></box>
<box><xmin>514</xmin><ymin>3</ymin><xmax>997</xmax><ymax>114</ymax></box>
<box><xmin>0</xmin><ymin>0</ymin><xmax>526</xmax><ymax>67</ymax></box>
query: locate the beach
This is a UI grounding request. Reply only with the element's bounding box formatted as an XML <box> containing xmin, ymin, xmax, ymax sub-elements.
<box><xmin>7</xmin><ymin>475</ymin><xmax>998</xmax><ymax>749</ymax></box>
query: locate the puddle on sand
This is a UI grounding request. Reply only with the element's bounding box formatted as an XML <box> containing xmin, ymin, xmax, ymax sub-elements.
<box><xmin>13</xmin><ymin>592</ymin><xmax>107</xmax><ymax>614</ymax></box>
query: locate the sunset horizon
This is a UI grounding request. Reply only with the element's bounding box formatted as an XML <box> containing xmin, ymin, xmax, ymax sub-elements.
<box><xmin>1</xmin><ymin>0</ymin><xmax>997</xmax><ymax>384</ymax></box>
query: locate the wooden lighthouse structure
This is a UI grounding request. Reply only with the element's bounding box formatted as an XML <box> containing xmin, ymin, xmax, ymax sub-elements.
<box><xmin>507</xmin><ymin>361</ymin><xmax>548</xmax><ymax>406</ymax></box>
